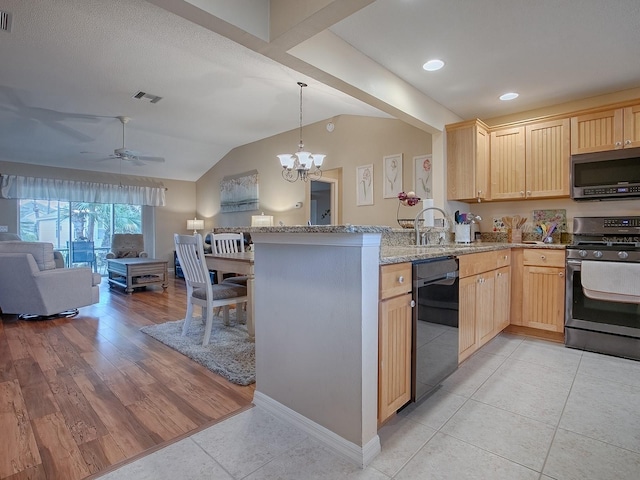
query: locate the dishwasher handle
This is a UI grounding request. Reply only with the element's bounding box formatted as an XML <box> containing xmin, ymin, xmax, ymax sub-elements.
<box><xmin>414</xmin><ymin>270</ymin><xmax>458</xmax><ymax>288</ymax></box>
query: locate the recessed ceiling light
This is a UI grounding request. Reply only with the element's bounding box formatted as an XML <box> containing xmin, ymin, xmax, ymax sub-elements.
<box><xmin>423</xmin><ymin>59</ymin><xmax>445</xmax><ymax>71</ymax></box>
<box><xmin>499</xmin><ymin>92</ymin><xmax>519</xmax><ymax>101</ymax></box>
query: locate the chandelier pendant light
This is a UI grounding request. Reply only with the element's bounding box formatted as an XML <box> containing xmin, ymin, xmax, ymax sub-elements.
<box><xmin>277</xmin><ymin>82</ymin><xmax>325</xmax><ymax>182</ymax></box>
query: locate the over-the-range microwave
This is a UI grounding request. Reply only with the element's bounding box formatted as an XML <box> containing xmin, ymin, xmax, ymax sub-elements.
<box><xmin>571</xmin><ymin>146</ymin><xmax>640</xmax><ymax>201</ymax></box>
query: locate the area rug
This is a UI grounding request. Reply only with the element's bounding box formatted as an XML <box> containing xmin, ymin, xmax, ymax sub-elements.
<box><xmin>140</xmin><ymin>314</ymin><xmax>255</xmax><ymax>385</ymax></box>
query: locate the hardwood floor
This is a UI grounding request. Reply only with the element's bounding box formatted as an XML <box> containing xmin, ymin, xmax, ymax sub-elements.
<box><xmin>0</xmin><ymin>277</ymin><xmax>254</xmax><ymax>480</ymax></box>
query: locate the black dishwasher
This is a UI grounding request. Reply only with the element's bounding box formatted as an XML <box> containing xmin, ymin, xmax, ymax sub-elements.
<box><xmin>412</xmin><ymin>257</ymin><xmax>459</xmax><ymax>402</ymax></box>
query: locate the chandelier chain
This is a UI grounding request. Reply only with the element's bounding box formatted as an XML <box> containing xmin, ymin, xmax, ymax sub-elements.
<box><xmin>298</xmin><ymin>81</ymin><xmax>306</xmax><ymax>150</ymax></box>
<box><xmin>278</xmin><ymin>81</ymin><xmax>323</xmax><ymax>183</ymax></box>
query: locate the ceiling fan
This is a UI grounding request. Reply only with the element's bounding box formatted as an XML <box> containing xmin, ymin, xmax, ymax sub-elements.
<box><xmin>106</xmin><ymin>116</ymin><xmax>165</xmax><ymax>165</ymax></box>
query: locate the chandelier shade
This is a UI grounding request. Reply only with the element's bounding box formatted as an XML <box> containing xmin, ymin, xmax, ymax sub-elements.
<box><xmin>278</xmin><ymin>82</ymin><xmax>324</xmax><ymax>183</ymax></box>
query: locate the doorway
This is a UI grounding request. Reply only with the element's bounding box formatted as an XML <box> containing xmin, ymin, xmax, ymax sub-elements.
<box><xmin>308</xmin><ymin>168</ymin><xmax>341</xmax><ymax>225</ymax></box>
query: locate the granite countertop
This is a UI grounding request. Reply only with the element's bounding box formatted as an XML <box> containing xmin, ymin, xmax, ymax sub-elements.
<box><xmin>380</xmin><ymin>242</ymin><xmax>566</xmax><ymax>265</ymax></box>
<box><xmin>214</xmin><ymin>225</ymin><xmax>392</xmax><ymax>234</ymax></box>
<box><xmin>212</xmin><ymin>225</ymin><xmax>566</xmax><ymax>265</ymax></box>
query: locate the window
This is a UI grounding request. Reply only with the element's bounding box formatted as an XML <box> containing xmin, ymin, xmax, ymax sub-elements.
<box><xmin>19</xmin><ymin>199</ymin><xmax>142</xmax><ymax>273</ymax></box>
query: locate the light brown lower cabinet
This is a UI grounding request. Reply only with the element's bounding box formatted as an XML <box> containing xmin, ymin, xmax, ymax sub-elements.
<box><xmin>521</xmin><ymin>250</ymin><xmax>566</xmax><ymax>332</ymax></box>
<box><xmin>458</xmin><ymin>251</ymin><xmax>511</xmax><ymax>363</ymax></box>
<box><xmin>510</xmin><ymin>248</ymin><xmax>566</xmax><ymax>334</ymax></box>
<box><xmin>378</xmin><ymin>263</ymin><xmax>413</xmax><ymax>424</ymax></box>
<box><xmin>494</xmin><ymin>266</ymin><xmax>511</xmax><ymax>333</ymax></box>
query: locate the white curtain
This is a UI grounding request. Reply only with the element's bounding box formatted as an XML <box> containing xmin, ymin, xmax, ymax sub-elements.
<box><xmin>0</xmin><ymin>174</ymin><xmax>165</xmax><ymax>207</ymax></box>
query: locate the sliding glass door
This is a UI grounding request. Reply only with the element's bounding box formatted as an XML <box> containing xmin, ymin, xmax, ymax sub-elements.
<box><xmin>19</xmin><ymin>199</ymin><xmax>142</xmax><ymax>273</ymax></box>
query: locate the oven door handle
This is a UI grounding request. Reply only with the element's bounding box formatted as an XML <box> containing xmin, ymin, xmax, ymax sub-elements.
<box><xmin>567</xmin><ymin>259</ymin><xmax>582</xmax><ymax>269</ymax></box>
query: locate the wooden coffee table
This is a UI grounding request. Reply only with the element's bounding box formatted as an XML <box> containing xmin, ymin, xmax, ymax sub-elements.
<box><xmin>107</xmin><ymin>258</ymin><xmax>168</xmax><ymax>294</ymax></box>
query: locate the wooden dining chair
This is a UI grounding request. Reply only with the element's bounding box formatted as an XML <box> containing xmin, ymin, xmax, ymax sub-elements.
<box><xmin>174</xmin><ymin>234</ymin><xmax>247</xmax><ymax>346</ymax></box>
<box><xmin>210</xmin><ymin>233</ymin><xmax>245</xmax><ymax>254</ymax></box>
<box><xmin>210</xmin><ymin>232</ymin><xmax>248</xmax><ymax>285</ymax></box>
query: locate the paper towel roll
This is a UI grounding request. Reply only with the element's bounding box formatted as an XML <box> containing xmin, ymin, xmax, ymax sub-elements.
<box><xmin>421</xmin><ymin>199</ymin><xmax>434</xmax><ymax>227</ymax></box>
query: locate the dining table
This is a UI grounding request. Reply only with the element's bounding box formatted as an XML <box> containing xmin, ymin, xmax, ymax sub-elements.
<box><xmin>204</xmin><ymin>251</ymin><xmax>255</xmax><ymax>339</ymax></box>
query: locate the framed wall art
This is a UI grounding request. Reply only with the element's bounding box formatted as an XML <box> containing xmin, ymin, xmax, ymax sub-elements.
<box><xmin>383</xmin><ymin>153</ymin><xmax>403</xmax><ymax>198</ymax></box>
<box><xmin>356</xmin><ymin>164</ymin><xmax>374</xmax><ymax>206</ymax></box>
<box><xmin>413</xmin><ymin>154</ymin><xmax>432</xmax><ymax>199</ymax></box>
<box><xmin>220</xmin><ymin>169</ymin><xmax>259</xmax><ymax>213</ymax></box>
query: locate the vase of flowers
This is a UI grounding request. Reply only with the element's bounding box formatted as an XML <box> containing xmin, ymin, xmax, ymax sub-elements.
<box><xmin>396</xmin><ymin>191</ymin><xmax>421</xmax><ymax>228</ymax></box>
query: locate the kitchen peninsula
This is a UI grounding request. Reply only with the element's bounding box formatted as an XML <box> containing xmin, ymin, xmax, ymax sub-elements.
<box><xmin>219</xmin><ymin>224</ymin><xmax>565</xmax><ymax>468</ymax></box>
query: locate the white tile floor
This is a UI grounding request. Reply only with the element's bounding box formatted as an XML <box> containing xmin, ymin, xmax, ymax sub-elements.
<box><xmin>97</xmin><ymin>334</ymin><xmax>640</xmax><ymax>480</ymax></box>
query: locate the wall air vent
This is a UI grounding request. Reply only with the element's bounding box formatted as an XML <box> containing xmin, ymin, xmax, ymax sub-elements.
<box><xmin>0</xmin><ymin>11</ymin><xmax>12</xmax><ymax>32</ymax></box>
<box><xmin>131</xmin><ymin>91</ymin><xmax>162</xmax><ymax>104</ymax></box>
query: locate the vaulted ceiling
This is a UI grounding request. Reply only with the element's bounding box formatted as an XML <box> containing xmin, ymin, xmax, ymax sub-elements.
<box><xmin>1</xmin><ymin>0</ymin><xmax>639</xmax><ymax>181</ymax></box>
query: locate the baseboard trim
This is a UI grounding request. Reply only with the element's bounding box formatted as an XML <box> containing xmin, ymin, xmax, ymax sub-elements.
<box><xmin>504</xmin><ymin>325</ymin><xmax>564</xmax><ymax>343</ymax></box>
<box><xmin>253</xmin><ymin>391</ymin><xmax>380</xmax><ymax>468</ymax></box>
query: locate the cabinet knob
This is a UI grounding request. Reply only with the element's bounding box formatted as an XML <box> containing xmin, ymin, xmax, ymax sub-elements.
<box><xmin>398</xmin><ymin>276</ymin><xmax>404</xmax><ymax>284</ymax></box>
<box><xmin>625</xmin><ymin>139</ymin><xmax>632</xmax><ymax>145</ymax></box>
<box><xmin>540</xmin><ymin>255</ymin><xmax>546</xmax><ymax>260</ymax></box>
<box><xmin>410</xmin><ymin>300</ymin><xmax>416</xmax><ymax>307</ymax></box>
<box><xmin>526</xmin><ymin>190</ymin><xmax>532</xmax><ymax>196</ymax></box>
<box><xmin>615</xmin><ymin>141</ymin><xmax>622</xmax><ymax>147</ymax></box>
<box><xmin>497</xmin><ymin>272</ymin><xmax>503</xmax><ymax>277</ymax></box>
<box><xmin>520</xmin><ymin>191</ymin><xmax>525</xmax><ymax>196</ymax></box>
<box><xmin>559</xmin><ymin>272</ymin><xmax>564</xmax><ymax>278</ymax></box>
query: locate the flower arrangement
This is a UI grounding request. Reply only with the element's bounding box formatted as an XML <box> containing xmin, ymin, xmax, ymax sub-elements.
<box><xmin>398</xmin><ymin>191</ymin><xmax>421</xmax><ymax>207</ymax></box>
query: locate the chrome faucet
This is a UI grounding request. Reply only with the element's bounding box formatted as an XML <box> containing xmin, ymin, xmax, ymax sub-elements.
<box><xmin>414</xmin><ymin>207</ymin><xmax>449</xmax><ymax>246</ymax></box>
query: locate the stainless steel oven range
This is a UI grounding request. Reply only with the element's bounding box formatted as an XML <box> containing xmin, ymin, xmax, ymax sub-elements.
<box><xmin>565</xmin><ymin>216</ymin><xmax>640</xmax><ymax>360</ymax></box>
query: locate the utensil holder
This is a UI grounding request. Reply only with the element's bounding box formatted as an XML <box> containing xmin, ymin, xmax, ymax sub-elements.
<box><xmin>455</xmin><ymin>224</ymin><xmax>471</xmax><ymax>243</ymax></box>
<box><xmin>507</xmin><ymin>228</ymin><xmax>522</xmax><ymax>243</ymax></box>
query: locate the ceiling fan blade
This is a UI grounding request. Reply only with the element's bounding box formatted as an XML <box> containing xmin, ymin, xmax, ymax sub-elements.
<box><xmin>135</xmin><ymin>155</ymin><xmax>165</xmax><ymax>163</ymax></box>
<box><xmin>0</xmin><ymin>86</ymin><xmax>27</xmax><ymax>109</ymax></box>
<box><xmin>46</xmin><ymin>121</ymin><xmax>94</xmax><ymax>142</ymax></box>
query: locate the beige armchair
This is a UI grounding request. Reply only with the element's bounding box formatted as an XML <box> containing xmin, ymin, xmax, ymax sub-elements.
<box><xmin>0</xmin><ymin>241</ymin><xmax>101</xmax><ymax>319</ymax></box>
<box><xmin>0</xmin><ymin>233</ymin><xmax>64</xmax><ymax>268</ymax></box>
<box><xmin>106</xmin><ymin>233</ymin><xmax>148</xmax><ymax>259</ymax></box>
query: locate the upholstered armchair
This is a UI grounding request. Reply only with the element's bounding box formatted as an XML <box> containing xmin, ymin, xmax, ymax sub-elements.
<box><xmin>0</xmin><ymin>241</ymin><xmax>101</xmax><ymax>318</ymax></box>
<box><xmin>0</xmin><ymin>232</ymin><xmax>64</xmax><ymax>268</ymax></box>
<box><xmin>106</xmin><ymin>233</ymin><xmax>148</xmax><ymax>259</ymax></box>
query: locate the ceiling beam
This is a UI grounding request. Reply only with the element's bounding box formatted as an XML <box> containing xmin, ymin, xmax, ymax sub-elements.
<box><xmin>146</xmin><ymin>0</ymin><xmax>461</xmax><ymax>133</ymax></box>
<box><xmin>268</xmin><ymin>0</ymin><xmax>375</xmax><ymax>50</ymax></box>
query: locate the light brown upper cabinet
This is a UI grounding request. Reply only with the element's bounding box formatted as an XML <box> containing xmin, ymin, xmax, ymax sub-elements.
<box><xmin>490</xmin><ymin>126</ymin><xmax>525</xmax><ymax>200</ymax></box>
<box><xmin>624</xmin><ymin>104</ymin><xmax>640</xmax><ymax>149</ymax></box>
<box><xmin>525</xmin><ymin>118</ymin><xmax>571</xmax><ymax>198</ymax></box>
<box><xmin>491</xmin><ymin>119</ymin><xmax>570</xmax><ymax>200</ymax></box>
<box><xmin>571</xmin><ymin>103</ymin><xmax>640</xmax><ymax>154</ymax></box>
<box><xmin>447</xmin><ymin>119</ymin><xmax>491</xmax><ymax>202</ymax></box>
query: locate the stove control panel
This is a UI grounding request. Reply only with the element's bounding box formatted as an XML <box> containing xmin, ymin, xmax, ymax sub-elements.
<box><xmin>604</xmin><ymin>218</ymin><xmax>640</xmax><ymax>228</ymax></box>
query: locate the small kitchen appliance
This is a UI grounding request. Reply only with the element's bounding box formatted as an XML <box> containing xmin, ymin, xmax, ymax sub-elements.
<box><xmin>565</xmin><ymin>216</ymin><xmax>640</xmax><ymax>360</ymax></box>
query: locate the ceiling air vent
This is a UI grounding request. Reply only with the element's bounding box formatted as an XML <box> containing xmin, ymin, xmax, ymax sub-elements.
<box><xmin>132</xmin><ymin>91</ymin><xmax>162</xmax><ymax>104</ymax></box>
<box><xmin>0</xmin><ymin>11</ymin><xmax>12</xmax><ymax>32</ymax></box>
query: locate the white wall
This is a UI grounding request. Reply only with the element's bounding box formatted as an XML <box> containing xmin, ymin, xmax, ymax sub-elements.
<box><xmin>252</xmin><ymin>231</ymin><xmax>380</xmax><ymax>463</ymax></box>
<box><xmin>196</xmin><ymin>115</ymin><xmax>432</xmax><ymax>229</ymax></box>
